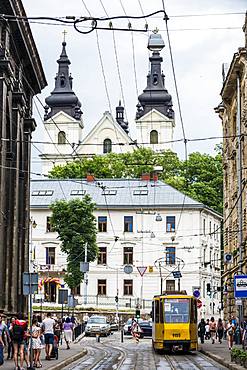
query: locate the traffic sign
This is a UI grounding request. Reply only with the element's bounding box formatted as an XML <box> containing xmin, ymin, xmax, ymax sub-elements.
<box><xmin>124</xmin><ymin>264</ymin><xmax>133</xmax><ymax>274</ymax></box>
<box><xmin>23</xmin><ymin>272</ymin><xmax>38</xmax><ymax>295</ymax></box>
<box><xmin>193</xmin><ymin>290</ymin><xmax>200</xmax><ymax>299</ymax></box>
<box><xmin>172</xmin><ymin>271</ymin><xmax>182</xmax><ymax>279</ymax></box>
<box><xmin>197</xmin><ymin>299</ymin><xmax>202</xmax><ymax>309</ymax></box>
<box><xmin>235</xmin><ymin>299</ymin><xmax>242</xmax><ymax>306</ymax></box>
<box><xmin>137</xmin><ymin>266</ymin><xmax>147</xmax><ymax>277</ymax></box>
<box><xmin>234</xmin><ymin>275</ymin><xmax>247</xmax><ymax>298</ymax></box>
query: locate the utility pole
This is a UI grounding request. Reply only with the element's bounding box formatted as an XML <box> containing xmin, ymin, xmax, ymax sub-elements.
<box><xmin>237</xmin><ymin>73</ymin><xmax>243</xmax><ymax>325</ymax></box>
<box><xmin>178</xmin><ymin>260</ymin><xmax>181</xmax><ymax>291</ymax></box>
<box><xmin>84</xmin><ymin>243</ymin><xmax>88</xmax><ymax>305</ymax></box>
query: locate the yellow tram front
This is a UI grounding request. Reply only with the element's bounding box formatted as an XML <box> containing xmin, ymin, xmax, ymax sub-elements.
<box><xmin>152</xmin><ymin>293</ymin><xmax>198</xmax><ymax>352</ymax></box>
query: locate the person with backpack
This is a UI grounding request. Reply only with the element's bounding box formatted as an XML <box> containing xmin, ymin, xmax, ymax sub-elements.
<box><xmin>10</xmin><ymin>313</ymin><xmax>27</xmax><ymax>370</ymax></box>
<box><xmin>209</xmin><ymin>317</ymin><xmax>217</xmax><ymax>344</ymax></box>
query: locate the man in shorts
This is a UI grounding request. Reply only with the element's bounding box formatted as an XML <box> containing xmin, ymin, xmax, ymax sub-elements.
<box><xmin>42</xmin><ymin>313</ymin><xmax>55</xmax><ymax>360</ymax></box>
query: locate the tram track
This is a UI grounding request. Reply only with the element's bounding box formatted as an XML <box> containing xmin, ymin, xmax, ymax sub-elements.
<box><xmin>162</xmin><ymin>352</ymin><xmax>227</xmax><ymax>370</ymax></box>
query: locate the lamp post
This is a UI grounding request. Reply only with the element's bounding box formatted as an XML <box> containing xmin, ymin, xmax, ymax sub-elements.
<box><xmin>29</xmin><ymin>218</ymin><xmax>37</xmax><ymax>370</ymax></box>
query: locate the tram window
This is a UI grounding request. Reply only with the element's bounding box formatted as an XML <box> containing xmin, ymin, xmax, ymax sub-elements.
<box><xmin>160</xmin><ymin>300</ymin><xmax>164</xmax><ymax>323</ymax></box>
<box><xmin>155</xmin><ymin>300</ymin><xmax>160</xmax><ymax>323</ymax></box>
<box><xmin>164</xmin><ymin>298</ymin><xmax>189</xmax><ymax>323</ymax></box>
<box><xmin>190</xmin><ymin>300</ymin><xmax>197</xmax><ymax>323</ymax></box>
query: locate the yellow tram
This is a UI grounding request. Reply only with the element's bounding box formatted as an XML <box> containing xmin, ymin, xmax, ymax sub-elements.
<box><xmin>152</xmin><ymin>292</ymin><xmax>198</xmax><ymax>352</ymax></box>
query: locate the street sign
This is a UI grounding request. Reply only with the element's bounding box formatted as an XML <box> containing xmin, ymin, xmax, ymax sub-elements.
<box><xmin>224</xmin><ymin>253</ymin><xmax>233</xmax><ymax>263</ymax></box>
<box><xmin>58</xmin><ymin>289</ymin><xmax>68</xmax><ymax>304</ymax></box>
<box><xmin>172</xmin><ymin>271</ymin><xmax>182</xmax><ymax>279</ymax></box>
<box><xmin>23</xmin><ymin>272</ymin><xmax>38</xmax><ymax>295</ymax></box>
<box><xmin>137</xmin><ymin>266</ymin><xmax>147</xmax><ymax>277</ymax></box>
<box><xmin>193</xmin><ymin>290</ymin><xmax>200</xmax><ymax>299</ymax></box>
<box><xmin>124</xmin><ymin>264</ymin><xmax>133</xmax><ymax>274</ymax></box>
<box><xmin>148</xmin><ymin>266</ymin><xmax>154</xmax><ymax>273</ymax></box>
<box><xmin>80</xmin><ymin>262</ymin><xmax>89</xmax><ymax>273</ymax></box>
<box><xmin>234</xmin><ymin>275</ymin><xmax>247</xmax><ymax>298</ymax></box>
<box><xmin>197</xmin><ymin>299</ymin><xmax>202</xmax><ymax>309</ymax></box>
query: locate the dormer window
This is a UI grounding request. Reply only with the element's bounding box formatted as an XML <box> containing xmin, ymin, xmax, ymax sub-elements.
<box><xmin>58</xmin><ymin>131</ymin><xmax>66</xmax><ymax>144</ymax></box>
<box><xmin>103</xmin><ymin>138</ymin><xmax>112</xmax><ymax>154</ymax></box>
<box><xmin>150</xmin><ymin>130</ymin><xmax>158</xmax><ymax>144</ymax></box>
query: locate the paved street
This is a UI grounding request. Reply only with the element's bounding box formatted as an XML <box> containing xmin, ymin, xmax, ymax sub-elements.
<box><xmin>64</xmin><ymin>334</ymin><xmax>228</xmax><ymax>370</ymax></box>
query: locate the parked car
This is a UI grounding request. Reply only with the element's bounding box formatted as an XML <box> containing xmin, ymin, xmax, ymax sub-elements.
<box><xmin>123</xmin><ymin>318</ymin><xmax>152</xmax><ymax>338</ymax></box>
<box><xmin>110</xmin><ymin>321</ymin><xmax>119</xmax><ymax>331</ymax></box>
<box><xmin>84</xmin><ymin>315</ymin><xmax>111</xmax><ymax>336</ymax></box>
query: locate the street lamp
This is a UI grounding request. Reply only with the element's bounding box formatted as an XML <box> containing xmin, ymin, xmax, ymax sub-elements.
<box><xmin>155</xmin><ymin>213</ymin><xmax>162</xmax><ymax>222</ymax></box>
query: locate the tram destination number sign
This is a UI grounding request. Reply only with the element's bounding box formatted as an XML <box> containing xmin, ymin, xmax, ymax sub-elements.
<box><xmin>234</xmin><ymin>275</ymin><xmax>247</xmax><ymax>298</ymax></box>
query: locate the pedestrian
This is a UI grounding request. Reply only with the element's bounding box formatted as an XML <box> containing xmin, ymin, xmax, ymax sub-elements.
<box><xmin>6</xmin><ymin>318</ymin><xmax>14</xmax><ymax>360</ymax></box>
<box><xmin>217</xmin><ymin>318</ymin><xmax>224</xmax><ymax>343</ymax></box>
<box><xmin>198</xmin><ymin>318</ymin><xmax>206</xmax><ymax>343</ymax></box>
<box><xmin>63</xmin><ymin>317</ymin><xmax>73</xmax><ymax>349</ymax></box>
<box><xmin>54</xmin><ymin>319</ymin><xmax>62</xmax><ymax>345</ymax></box>
<box><xmin>10</xmin><ymin>312</ymin><xmax>27</xmax><ymax>370</ymax></box>
<box><xmin>42</xmin><ymin>312</ymin><xmax>55</xmax><ymax>360</ymax></box>
<box><xmin>227</xmin><ymin>319</ymin><xmax>235</xmax><ymax>350</ymax></box>
<box><xmin>205</xmin><ymin>319</ymin><xmax>210</xmax><ymax>340</ymax></box>
<box><xmin>0</xmin><ymin>315</ymin><xmax>6</xmax><ymax>366</ymax></box>
<box><xmin>209</xmin><ymin>317</ymin><xmax>217</xmax><ymax>344</ymax></box>
<box><xmin>131</xmin><ymin>318</ymin><xmax>142</xmax><ymax>343</ymax></box>
<box><xmin>32</xmin><ymin>318</ymin><xmax>42</xmax><ymax>368</ymax></box>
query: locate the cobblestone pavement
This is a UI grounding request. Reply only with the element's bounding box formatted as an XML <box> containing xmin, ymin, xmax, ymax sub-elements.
<box><xmin>64</xmin><ymin>334</ymin><xmax>229</xmax><ymax>370</ymax></box>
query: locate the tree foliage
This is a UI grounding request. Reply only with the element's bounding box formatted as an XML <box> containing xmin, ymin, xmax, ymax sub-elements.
<box><xmin>49</xmin><ymin>147</ymin><xmax>223</xmax><ymax>214</ymax></box>
<box><xmin>50</xmin><ymin>195</ymin><xmax>98</xmax><ymax>289</ymax></box>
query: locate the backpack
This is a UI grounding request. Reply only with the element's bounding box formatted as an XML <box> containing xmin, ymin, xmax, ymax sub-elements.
<box><xmin>12</xmin><ymin>320</ymin><xmax>27</xmax><ymax>340</ymax></box>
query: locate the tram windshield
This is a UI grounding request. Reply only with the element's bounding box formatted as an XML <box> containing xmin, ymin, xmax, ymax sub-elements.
<box><xmin>164</xmin><ymin>298</ymin><xmax>190</xmax><ymax>323</ymax></box>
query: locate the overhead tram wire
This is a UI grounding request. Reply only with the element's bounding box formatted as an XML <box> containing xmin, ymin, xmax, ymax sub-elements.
<box><xmin>161</xmin><ymin>0</ymin><xmax>189</xmax><ymax>238</ymax></box>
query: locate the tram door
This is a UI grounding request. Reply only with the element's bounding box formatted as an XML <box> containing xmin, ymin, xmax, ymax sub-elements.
<box><xmin>154</xmin><ymin>299</ymin><xmax>163</xmax><ymax>342</ymax></box>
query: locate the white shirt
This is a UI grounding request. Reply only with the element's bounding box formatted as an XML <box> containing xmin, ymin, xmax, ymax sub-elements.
<box><xmin>42</xmin><ymin>318</ymin><xmax>55</xmax><ymax>334</ymax></box>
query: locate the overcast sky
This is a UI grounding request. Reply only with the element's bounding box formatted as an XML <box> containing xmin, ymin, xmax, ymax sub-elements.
<box><xmin>21</xmin><ymin>0</ymin><xmax>246</xmax><ymax>169</ymax></box>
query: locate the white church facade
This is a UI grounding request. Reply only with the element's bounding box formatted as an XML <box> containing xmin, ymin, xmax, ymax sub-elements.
<box><xmin>41</xmin><ymin>33</ymin><xmax>175</xmax><ymax>174</ymax></box>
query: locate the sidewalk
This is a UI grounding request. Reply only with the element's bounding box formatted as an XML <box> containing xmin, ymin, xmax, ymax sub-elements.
<box><xmin>200</xmin><ymin>339</ymin><xmax>244</xmax><ymax>370</ymax></box>
<box><xmin>1</xmin><ymin>342</ymin><xmax>86</xmax><ymax>370</ymax></box>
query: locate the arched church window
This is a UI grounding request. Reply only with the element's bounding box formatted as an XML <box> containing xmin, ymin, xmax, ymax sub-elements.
<box><xmin>150</xmin><ymin>130</ymin><xmax>158</xmax><ymax>144</ymax></box>
<box><xmin>103</xmin><ymin>138</ymin><xmax>112</xmax><ymax>154</ymax></box>
<box><xmin>58</xmin><ymin>131</ymin><xmax>66</xmax><ymax>144</ymax></box>
<box><xmin>153</xmin><ymin>73</ymin><xmax>158</xmax><ymax>85</ymax></box>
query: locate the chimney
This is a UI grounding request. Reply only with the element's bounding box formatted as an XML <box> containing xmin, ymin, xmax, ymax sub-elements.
<box><xmin>152</xmin><ymin>172</ymin><xmax>158</xmax><ymax>182</ymax></box>
<box><xmin>141</xmin><ymin>173</ymin><xmax>150</xmax><ymax>181</ymax></box>
<box><xmin>86</xmin><ymin>174</ymin><xmax>95</xmax><ymax>182</ymax></box>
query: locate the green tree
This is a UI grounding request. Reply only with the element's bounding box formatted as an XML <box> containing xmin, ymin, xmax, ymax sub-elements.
<box><xmin>50</xmin><ymin>195</ymin><xmax>98</xmax><ymax>289</ymax></box>
<box><xmin>49</xmin><ymin>147</ymin><xmax>223</xmax><ymax>214</ymax></box>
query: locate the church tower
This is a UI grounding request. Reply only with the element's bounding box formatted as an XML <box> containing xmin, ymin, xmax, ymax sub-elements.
<box><xmin>136</xmin><ymin>32</ymin><xmax>175</xmax><ymax>151</ymax></box>
<box><xmin>41</xmin><ymin>39</ymin><xmax>83</xmax><ymax>174</ymax></box>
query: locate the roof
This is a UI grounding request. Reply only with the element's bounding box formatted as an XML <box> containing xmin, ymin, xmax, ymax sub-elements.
<box><xmin>30</xmin><ymin>179</ymin><xmax>221</xmax><ymax>218</ymax></box>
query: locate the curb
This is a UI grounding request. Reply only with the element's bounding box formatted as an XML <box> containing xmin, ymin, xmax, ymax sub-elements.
<box><xmin>200</xmin><ymin>349</ymin><xmax>245</xmax><ymax>370</ymax></box>
<box><xmin>46</xmin><ymin>349</ymin><xmax>87</xmax><ymax>370</ymax></box>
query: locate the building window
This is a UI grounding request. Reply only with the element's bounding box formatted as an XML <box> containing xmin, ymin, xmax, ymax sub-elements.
<box><xmin>97</xmin><ymin>279</ymin><xmax>107</xmax><ymax>295</ymax></box>
<box><xmin>98</xmin><ymin>216</ymin><xmax>107</xmax><ymax>232</ymax></box>
<box><xmin>58</xmin><ymin>131</ymin><xmax>66</xmax><ymax>144</ymax></box>
<box><xmin>103</xmin><ymin>138</ymin><xmax>112</xmax><ymax>153</ymax></box>
<box><xmin>166</xmin><ymin>280</ymin><xmax>175</xmax><ymax>291</ymax></box>
<box><xmin>46</xmin><ymin>247</ymin><xmax>55</xmax><ymax>265</ymax></box>
<box><xmin>124</xmin><ymin>216</ymin><xmax>133</xmax><ymax>232</ymax></box>
<box><xmin>166</xmin><ymin>216</ymin><xmax>175</xmax><ymax>232</ymax></box>
<box><xmin>209</xmin><ymin>221</ymin><xmax>212</xmax><ymax>237</ymax></box>
<box><xmin>150</xmin><ymin>130</ymin><xmax>158</xmax><ymax>144</ymax></box>
<box><xmin>46</xmin><ymin>217</ymin><xmax>55</xmax><ymax>233</ymax></box>
<box><xmin>123</xmin><ymin>247</ymin><xmax>133</xmax><ymax>265</ymax></box>
<box><xmin>203</xmin><ymin>219</ymin><xmax>206</xmax><ymax>236</ymax></box>
<box><xmin>123</xmin><ymin>279</ymin><xmax>133</xmax><ymax>295</ymax></box>
<box><xmin>165</xmin><ymin>246</ymin><xmax>176</xmax><ymax>265</ymax></box>
<box><xmin>98</xmin><ymin>247</ymin><xmax>107</xmax><ymax>265</ymax></box>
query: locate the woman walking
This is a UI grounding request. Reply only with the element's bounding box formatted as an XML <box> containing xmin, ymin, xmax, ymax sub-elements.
<box><xmin>63</xmin><ymin>317</ymin><xmax>73</xmax><ymax>350</ymax></box>
<box><xmin>209</xmin><ymin>317</ymin><xmax>217</xmax><ymax>344</ymax></box>
<box><xmin>227</xmin><ymin>320</ymin><xmax>235</xmax><ymax>350</ymax></box>
<box><xmin>32</xmin><ymin>318</ymin><xmax>42</xmax><ymax>368</ymax></box>
<box><xmin>217</xmin><ymin>318</ymin><xmax>224</xmax><ymax>343</ymax></box>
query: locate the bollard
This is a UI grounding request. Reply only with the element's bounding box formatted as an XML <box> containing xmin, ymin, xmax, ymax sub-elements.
<box><xmin>121</xmin><ymin>329</ymin><xmax>124</xmax><ymax>343</ymax></box>
<box><xmin>96</xmin><ymin>334</ymin><xmax>100</xmax><ymax>343</ymax></box>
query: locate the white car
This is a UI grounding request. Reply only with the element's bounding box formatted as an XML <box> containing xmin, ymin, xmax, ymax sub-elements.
<box><xmin>85</xmin><ymin>315</ymin><xmax>111</xmax><ymax>336</ymax></box>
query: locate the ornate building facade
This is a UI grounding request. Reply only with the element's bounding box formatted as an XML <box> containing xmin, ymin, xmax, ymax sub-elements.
<box><xmin>0</xmin><ymin>0</ymin><xmax>46</xmax><ymax>313</ymax></box>
<box><xmin>41</xmin><ymin>33</ymin><xmax>175</xmax><ymax>174</ymax></box>
<box><xmin>216</xmin><ymin>14</ymin><xmax>247</xmax><ymax>319</ymax></box>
